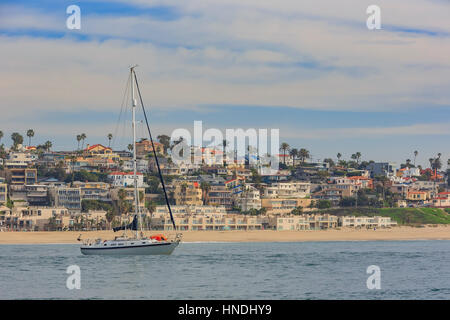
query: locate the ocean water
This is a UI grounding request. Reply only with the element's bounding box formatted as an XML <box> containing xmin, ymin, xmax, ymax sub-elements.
<box><xmin>0</xmin><ymin>240</ymin><xmax>449</xmax><ymax>300</ymax></box>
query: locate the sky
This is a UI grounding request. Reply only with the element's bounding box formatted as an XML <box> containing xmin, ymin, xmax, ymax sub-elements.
<box><xmin>0</xmin><ymin>0</ymin><xmax>449</xmax><ymax>168</ymax></box>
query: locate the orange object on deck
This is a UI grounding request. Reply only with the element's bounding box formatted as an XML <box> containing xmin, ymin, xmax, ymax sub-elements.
<box><xmin>150</xmin><ymin>234</ymin><xmax>168</xmax><ymax>241</ymax></box>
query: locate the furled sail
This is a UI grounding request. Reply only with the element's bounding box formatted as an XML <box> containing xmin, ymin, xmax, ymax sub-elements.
<box><xmin>113</xmin><ymin>215</ymin><xmax>138</xmax><ymax>232</ymax></box>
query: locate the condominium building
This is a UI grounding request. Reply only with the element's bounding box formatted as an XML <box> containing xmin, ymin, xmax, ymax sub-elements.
<box><xmin>25</xmin><ymin>184</ymin><xmax>49</xmax><ymax>206</ymax></box>
<box><xmin>263</xmin><ymin>181</ymin><xmax>311</xmax><ymax>199</ymax></box>
<box><xmin>108</xmin><ymin>171</ymin><xmax>145</xmax><ymax>188</ymax></box>
<box><xmin>261</xmin><ymin>198</ymin><xmax>312</xmax><ymax>215</ymax></box>
<box><xmin>72</xmin><ymin>181</ymin><xmax>111</xmax><ymax>202</ymax></box>
<box><xmin>0</xmin><ymin>182</ymin><xmax>7</xmax><ymax>205</ymax></box>
<box><xmin>9</xmin><ymin>168</ymin><xmax>37</xmax><ymax>186</ymax></box>
<box><xmin>153</xmin><ymin>205</ymin><xmax>227</xmax><ymax>217</ymax></box>
<box><xmin>269</xmin><ymin>214</ymin><xmax>339</xmax><ymax>230</ymax></box>
<box><xmin>173</xmin><ymin>181</ymin><xmax>203</xmax><ymax>206</ymax></box>
<box><xmin>2</xmin><ymin>206</ymin><xmax>69</xmax><ymax>231</ymax></box>
<box><xmin>151</xmin><ymin>213</ymin><xmax>265</xmax><ymax>231</ymax></box>
<box><xmin>236</xmin><ymin>186</ymin><xmax>261</xmax><ymax>211</ymax></box>
<box><xmin>53</xmin><ymin>187</ymin><xmax>82</xmax><ymax>212</ymax></box>
<box><xmin>366</xmin><ymin>162</ymin><xmax>398</xmax><ymax>178</ymax></box>
<box><xmin>339</xmin><ymin>216</ymin><xmax>397</xmax><ymax>228</ymax></box>
<box><xmin>206</xmin><ymin>184</ymin><xmax>234</xmax><ymax>209</ymax></box>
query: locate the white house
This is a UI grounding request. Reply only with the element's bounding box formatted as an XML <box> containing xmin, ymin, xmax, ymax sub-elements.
<box><xmin>108</xmin><ymin>171</ymin><xmax>145</xmax><ymax>188</ymax></box>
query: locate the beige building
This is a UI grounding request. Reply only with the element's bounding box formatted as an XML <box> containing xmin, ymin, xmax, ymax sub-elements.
<box><xmin>406</xmin><ymin>190</ymin><xmax>430</xmax><ymax>201</ymax></box>
<box><xmin>153</xmin><ymin>205</ymin><xmax>227</xmax><ymax>217</ymax></box>
<box><xmin>2</xmin><ymin>206</ymin><xmax>70</xmax><ymax>231</ymax></box>
<box><xmin>261</xmin><ymin>198</ymin><xmax>312</xmax><ymax>215</ymax></box>
<box><xmin>269</xmin><ymin>214</ymin><xmax>338</xmax><ymax>230</ymax></box>
<box><xmin>173</xmin><ymin>181</ymin><xmax>203</xmax><ymax>206</ymax></box>
<box><xmin>236</xmin><ymin>185</ymin><xmax>261</xmax><ymax>211</ymax></box>
<box><xmin>339</xmin><ymin>216</ymin><xmax>397</xmax><ymax>228</ymax></box>
<box><xmin>0</xmin><ymin>182</ymin><xmax>7</xmax><ymax>205</ymax></box>
<box><xmin>263</xmin><ymin>182</ymin><xmax>311</xmax><ymax>199</ymax></box>
<box><xmin>152</xmin><ymin>213</ymin><xmax>265</xmax><ymax>231</ymax></box>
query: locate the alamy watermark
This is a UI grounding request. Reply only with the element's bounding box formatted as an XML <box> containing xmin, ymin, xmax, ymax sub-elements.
<box><xmin>170</xmin><ymin>121</ymin><xmax>280</xmax><ymax>172</ymax></box>
<box><xmin>66</xmin><ymin>265</ymin><xmax>81</xmax><ymax>290</ymax></box>
<box><xmin>66</xmin><ymin>5</ymin><xmax>81</xmax><ymax>30</ymax></box>
<box><xmin>366</xmin><ymin>265</ymin><xmax>381</xmax><ymax>289</ymax></box>
<box><xmin>366</xmin><ymin>5</ymin><xmax>381</xmax><ymax>30</ymax></box>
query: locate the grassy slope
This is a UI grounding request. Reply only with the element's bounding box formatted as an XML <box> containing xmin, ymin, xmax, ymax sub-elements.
<box><xmin>312</xmin><ymin>207</ymin><xmax>450</xmax><ymax>225</ymax></box>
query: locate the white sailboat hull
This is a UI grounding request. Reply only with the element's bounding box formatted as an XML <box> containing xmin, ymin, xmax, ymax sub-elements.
<box><xmin>81</xmin><ymin>240</ymin><xmax>179</xmax><ymax>255</ymax></box>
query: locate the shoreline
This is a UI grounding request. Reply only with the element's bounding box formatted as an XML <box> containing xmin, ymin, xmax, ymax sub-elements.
<box><xmin>0</xmin><ymin>225</ymin><xmax>449</xmax><ymax>244</ymax></box>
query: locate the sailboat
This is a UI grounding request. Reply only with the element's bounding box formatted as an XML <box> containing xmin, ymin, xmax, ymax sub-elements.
<box><xmin>79</xmin><ymin>66</ymin><xmax>182</xmax><ymax>255</ymax></box>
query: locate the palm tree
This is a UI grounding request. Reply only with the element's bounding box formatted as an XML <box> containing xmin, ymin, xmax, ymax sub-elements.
<box><xmin>80</xmin><ymin>133</ymin><xmax>87</xmax><ymax>150</ymax></box>
<box><xmin>222</xmin><ymin>139</ymin><xmax>228</xmax><ymax>167</ymax></box>
<box><xmin>337</xmin><ymin>153</ymin><xmax>342</xmax><ymax>161</ymax></box>
<box><xmin>11</xmin><ymin>132</ymin><xmax>24</xmax><ymax>150</ymax></box>
<box><xmin>289</xmin><ymin>148</ymin><xmax>298</xmax><ymax>166</ymax></box>
<box><xmin>157</xmin><ymin>134</ymin><xmax>171</xmax><ymax>153</ymax></box>
<box><xmin>107</xmin><ymin>133</ymin><xmax>113</xmax><ymax>148</ymax></box>
<box><xmin>26</xmin><ymin>129</ymin><xmax>34</xmax><ymax>147</ymax></box>
<box><xmin>44</xmin><ymin>141</ymin><xmax>52</xmax><ymax>152</ymax></box>
<box><xmin>0</xmin><ymin>130</ymin><xmax>3</xmax><ymax>144</ymax></box>
<box><xmin>429</xmin><ymin>158</ymin><xmax>434</xmax><ymax>173</ymax></box>
<box><xmin>128</xmin><ymin>144</ymin><xmax>133</xmax><ymax>152</ymax></box>
<box><xmin>406</xmin><ymin>159</ymin><xmax>411</xmax><ymax>167</ymax></box>
<box><xmin>355</xmin><ymin>152</ymin><xmax>362</xmax><ymax>164</ymax></box>
<box><xmin>298</xmin><ymin>148</ymin><xmax>310</xmax><ymax>164</ymax></box>
<box><xmin>76</xmin><ymin>134</ymin><xmax>82</xmax><ymax>150</ymax></box>
<box><xmin>413</xmin><ymin>150</ymin><xmax>418</xmax><ymax>166</ymax></box>
<box><xmin>280</xmin><ymin>142</ymin><xmax>290</xmax><ymax>165</ymax></box>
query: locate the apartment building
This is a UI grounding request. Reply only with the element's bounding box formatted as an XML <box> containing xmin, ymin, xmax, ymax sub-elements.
<box><xmin>312</xmin><ymin>188</ymin><xmax>343</xmax><ymax>205</ymax></box>
<box><xmin>153</xmin><ymin>205</ymin><xmax>227</xmax><ymax>217</ymax></box>
<box><xmin>366</xmin><ymin>162</ymin><xmax>398</xmax><ymax>177</ymax></box>
<box><xmin>261</xmin><ymin>198</ymin><xmax>312</xmax><ymax>215</ymax></box>
<box><xmin>206</xmin><ymin>183</ymin><xmax>234</xmax><ymax>209</ymax></box>
<box><xmin>25</xmin><ymin>184</ymin><xmax>49</xmax><ymax>206</ymax></box>
<box><xmin>236</xmin><ymin>185</ymin><xmax>261</xmax><ymax>211</ymax></box>
<box><xmin>72</xmin><ymin>181</ymin><xmax>111</xmax><ymax>202</ymax></box>
<box><xmin>2</xmin><ymin>206</ymin><xmax>69</xmax><ymax>231</ymax></box>
<box><xmin>269</xmin><ymin>214</ymin><xmax>338</xmax><ymax>230</ymax></box>
<box><xmin>122</xmin><ymin>159</ymin><xmax>149</xmax><ymax>173</ymax></box>
<box><xmin>173</xmin><ymin>181</ymin><xmax>203</xmax><ymax>206</ymax></box>
<box><xmin>152</xmin><ymin>214</ymin><xmax>265</xmax><ymax>231</ymax></box>
<box><xmin>263</xmin><ymin>181</ymin><xmax>311</xmax><ymax>199</ymax></box>
<box><xmin>431</xmin><ymin>192</ymin><xmax>450</xmax><ymax>208</ymax></box>
<box><xmin>108</xmin><ymin>171</ymin><xmax>145</xmax><ymax>188</ymax></box>
<box><xmin>9</xmin><ymin>167</ymin><xmax>37</xmax><ymax>186</ymax></box>
<box><xmin>0</xmin><ymin>182</ymin><xmax>7</xmax><ymax>205</ymax></box>
<box><xmin>329</xmin><ymin>176</ymin><xmax>373</xmax><ymax>189</ymax></box>
<box><xmin>52</xmin><ymin>187</ymin><xmax>82</xmax><ymax>212</ymax></box>
<box><xmin>339</xmin><ymin>216</ymin><xmax>397</xmax><ymax>228</ymax></box>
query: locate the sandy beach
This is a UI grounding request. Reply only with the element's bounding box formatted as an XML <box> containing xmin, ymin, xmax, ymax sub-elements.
<box><xmin>0</xmin><ymin>225</ymin><xmax>449</xmax><ymax>244</ymax></box>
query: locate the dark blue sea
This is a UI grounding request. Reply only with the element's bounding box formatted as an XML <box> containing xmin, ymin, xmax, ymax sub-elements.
<box><xmin>0</xmin><ymin>241</ymin><xmax>449</xmax><ymax>299</ymax></box>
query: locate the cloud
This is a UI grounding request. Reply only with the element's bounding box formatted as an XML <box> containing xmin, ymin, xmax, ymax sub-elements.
<box><xmin>282</xmin><ymin>122</ymin><xmax>450</xmax><ymax>140</ymax></box>
<box><xmin>0</xmin><ymin>0</ymin><xmax>449</xmax><ymax>155</ymax></box>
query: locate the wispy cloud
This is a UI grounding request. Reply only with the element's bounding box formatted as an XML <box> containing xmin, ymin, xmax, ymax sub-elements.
<box><xmin>0</xmin><ymin>0</ymin><xmax>448</xmax><ymax>163</ymax></box>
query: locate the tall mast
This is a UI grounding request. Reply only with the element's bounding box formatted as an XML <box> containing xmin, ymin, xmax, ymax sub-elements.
<box><xmin>131</xmin><ymin>66</ymin><xmax>139</xmax><ymax>239</ymax></box>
